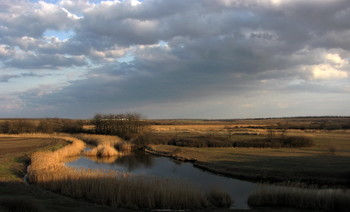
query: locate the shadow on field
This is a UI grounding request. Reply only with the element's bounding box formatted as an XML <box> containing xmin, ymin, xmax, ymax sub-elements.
<box><xmin>0</xmin><ymin>181</ymin><xmax>128</xmax><ymax>212</ymax></box>
<box><xmin>198</xmin><ymin>155</ymin><xmax>350</xmax><ymax>187</ymax></box>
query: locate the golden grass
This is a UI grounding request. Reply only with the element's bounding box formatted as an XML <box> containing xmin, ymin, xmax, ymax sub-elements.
<box><xmin>84</xmin><ymin>144</ymin><xmax>121</xmax><ymax>157</ymax></box>
<box><xmin>248</xmin><ymin>185</ymin><xmax>350</xmax><ymax>211</ymax></box>
<box><xmin>74</xmin><ymin>134</ymin><xmax>133</xmax><ymax>152</ymax></box>
<box><xmin>27</xmin><ymin>134</ymin><xmax>231</xmax><ymax>209</ymax></box>
<box><xmin>151</xmin><ymin>124</ymin><xmax>265</xmax><ymax>134</ymax></box>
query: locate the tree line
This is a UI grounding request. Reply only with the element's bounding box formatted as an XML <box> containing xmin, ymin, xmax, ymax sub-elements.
<box><xmin>0</xmin><ymin>119</ymin><xmax>83</xmax><ymax>134</ymax></box>
<box><xmin>0</xmin><ymin>113</ymin><xmax>149</xmax><ymax>143</ymax></box>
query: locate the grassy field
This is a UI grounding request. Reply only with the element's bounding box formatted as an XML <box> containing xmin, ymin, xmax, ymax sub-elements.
<box><xmin>1</xmin><ymin>117</ymin><xmax>349</xmax><ymax>211</ymax></box>
<box><xmin>146</xmin><ymin>121</ymin><xmax>350</xmax><ymax>210</ymax></box>
<box><xmin>0</xmin><ymin>136</ymin><xmax>67</xmax><ymax>181</ymax></box>
<box><xmin>148</xmin><ymin>129</ymin><xmax>350</xmax><ymax>186</ymax></box>
<box><xmin>0</xmin><ymin>134</ymin><xmax>130</xmax><ymax>212</ymax></box>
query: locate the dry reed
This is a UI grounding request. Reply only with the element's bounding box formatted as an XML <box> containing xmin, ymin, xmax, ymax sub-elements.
<box><xmin>74</xmin><ymin>134</ymin><xmax>133</xmax><ymax>152</ymax></box>
<box><xmin>27</xmin><ymin>134</ymin><xmax>231</xmax><ymax>209</ymax></box>
<box><xmin>248</xmin><ymin>185</ymin><xmax>350</xmax><ymax>211</ymax></box>
<box><xmin>83</xmin><ymin>144</ymin><xmax>120</xmax><ymax>157</ymax></box>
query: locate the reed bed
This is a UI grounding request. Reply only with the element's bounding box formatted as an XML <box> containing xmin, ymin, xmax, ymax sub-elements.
<box><xmin>83</xmin><ymin>144</ymin><xmax>121</xmax><ymax>157</ymax></box>
<box><xmin>74</xmin><ymin>134</ymin><xmax>133</xmax><ymax>152</ymax></box>
<box><xmin>27</xmin><ymin>134</ymin><xmax>231</xmax><ymax>209</ymax></box>
<box><xmin>248</xmin><ymin>185</ymin><xmax>350</xmax><ymax>211</ymax></box>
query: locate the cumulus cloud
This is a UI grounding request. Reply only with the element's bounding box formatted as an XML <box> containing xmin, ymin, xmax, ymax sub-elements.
<box><xmin>0</xmin><ymin>0</ymin><xmax>350</xmax><ymax>118</ymax></box>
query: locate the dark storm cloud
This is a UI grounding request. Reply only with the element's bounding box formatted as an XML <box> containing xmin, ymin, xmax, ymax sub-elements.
<box><xmin>1</xmin><ymin>0</ymin><xmax>350</xmax><ymax>118</ymax></box>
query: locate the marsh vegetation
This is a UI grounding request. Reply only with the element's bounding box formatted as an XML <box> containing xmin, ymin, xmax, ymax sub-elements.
<box><xmin>248</xmin><ymin>185</ymin><xmax>350</xmax><ymax>211</ymax></box>
<box><xmin>26</xmin><ymin>134</ymin><xmax>232</xmax><ymax>209</ymax></box>
<box><xmin>1</xmin><ymin>116</ymin><xmax>349</xmax><ymax>211</ymax></box>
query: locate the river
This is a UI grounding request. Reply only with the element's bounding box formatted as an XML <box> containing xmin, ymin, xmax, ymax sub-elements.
<box><xmin>65</xmin><ymin>151</ymin><xmax>258</xmax><ymax>209</ymax></box>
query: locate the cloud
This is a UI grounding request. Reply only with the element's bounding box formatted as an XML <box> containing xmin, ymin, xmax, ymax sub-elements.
<box><xmin>310</xmin><ymin>64</ymin><xmax>348</xmax><ymax>80</ymax></box>
<box><xmin>0</xmin><ymin>74</ymin><xmax>20</xmax><ymax>82</ymax></box>
<box><xmin>5</xmin><ymin>53</ymin><xmax>86</xmax><ymax>69</ymax></box>
<box><xmin>0</xmin><ymin>0</ymin><xmax>350</xmax><ymax>118</ymax></box>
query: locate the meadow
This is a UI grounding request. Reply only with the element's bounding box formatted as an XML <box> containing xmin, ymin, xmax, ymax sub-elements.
<box><xmin>0</xmin><ymin>134</ymin><xmax>122</xmax><ymax>211</ymax></box>
<box><xmin>0</xmin><ymin>116</ymin><xmax>349</xmax><ymax>211</ymax></box>
<box><xmin>1</xmin><ymin>133</ymin><xmax>231</xmax><ymax>210</ymax></box>
<box><xmin>147</xmin><ymin>124</ymin><xmax>350</xmax><ymax>186</ymax></box>
<box><xmin>144</xmin><ymin>118</ymin><xmax>350</xmax><ymax>211</ymax></box>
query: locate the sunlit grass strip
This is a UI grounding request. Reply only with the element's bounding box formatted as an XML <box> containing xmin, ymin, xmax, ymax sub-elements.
<box><xmin>248</xmin><ymin>185</ymin><xmax>350</xmax><ymax>211</ymax></box>
<box><xmin>27</xmin><ymin>134</ymin><xmax>231</xmax><ymax>209</ymax></box>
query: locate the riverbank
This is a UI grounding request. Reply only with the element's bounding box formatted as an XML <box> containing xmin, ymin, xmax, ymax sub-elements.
<box><xmin>0</xmin><ymin>134</ymin><xmax>127</xmax><ymax>211</ymax></box>
<box><xmin>145</xmin><ymin>133</ymin><xmax>350</xmax><ymax>187</ymax></box>
<box><xmin>145</xmin><ymin>141</ymin><xmax>350</xmax><ymax>211</ymax></box>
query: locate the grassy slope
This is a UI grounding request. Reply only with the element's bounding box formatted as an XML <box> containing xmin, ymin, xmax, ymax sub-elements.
<box><xmin>0</xmin><ymin>137</ymin><xmax>67</xmax><ymax>181</ymax></box>
<box><xmin>0</xmin><ymin>135</ymin><xmax>127</xmax><ymax>212</ymax></box>
<box><xmin>149</xmin><ymin>130</ymin><xmax>350</xmax><ymax>186</ymax></box>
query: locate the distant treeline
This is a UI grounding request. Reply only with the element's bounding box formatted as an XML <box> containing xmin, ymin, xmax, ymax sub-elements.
<box><xmin>0</xmin><ymin>119</ymin><xmax>84</xmax><ymax>134</ymax></box>
<box><xmin>0</xmin><ymin>113</ymin><xmax>150</xmax><ymax>143</ymax></box>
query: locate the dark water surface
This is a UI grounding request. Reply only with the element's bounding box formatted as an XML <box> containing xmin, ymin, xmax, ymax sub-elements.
<box><xmin>65</xmin><ymin>151</ymin><xmax>257</xmax><ymax>209</ymax></box>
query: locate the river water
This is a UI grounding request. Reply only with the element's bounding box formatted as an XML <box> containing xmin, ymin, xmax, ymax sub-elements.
<box><xmin>65</xmin><ymin>151</ymin><xmax>258</xmax><ymax>209</ymax></box>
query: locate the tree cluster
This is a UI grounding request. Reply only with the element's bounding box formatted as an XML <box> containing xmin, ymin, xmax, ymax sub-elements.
<box><xmin>93</xmin><ymin>113</ymin><xmax>148</xmax><ymax>140</ymax></box>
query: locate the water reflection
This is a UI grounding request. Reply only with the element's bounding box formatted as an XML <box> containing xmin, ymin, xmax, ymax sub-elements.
<box><xmin>66</xmin><ymin>152</ymin><xmax>256</xmax><ymax>209</ymax></box>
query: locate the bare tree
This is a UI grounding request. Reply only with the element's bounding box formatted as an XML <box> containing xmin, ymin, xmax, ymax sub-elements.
<box><xmin>93</xmin><ymin>113</ymin><xmax>149</xmax><ymax>140</ymax></box>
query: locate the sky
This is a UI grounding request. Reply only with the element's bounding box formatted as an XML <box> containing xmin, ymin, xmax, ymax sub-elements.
<box><xmin>0</xmin><ymin>0</ymin><xmax>350</xmax><ymax>119</ymax></box>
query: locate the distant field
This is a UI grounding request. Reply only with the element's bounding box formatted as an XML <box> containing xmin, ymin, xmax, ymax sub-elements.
<box><xmin>149</xmin><ymin>129</ymin><xmax>350</xmax><ymax>186</ymax></box>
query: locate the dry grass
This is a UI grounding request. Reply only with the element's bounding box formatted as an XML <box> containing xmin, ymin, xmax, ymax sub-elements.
<box><xmin>27</xmin><ymin>134</ymin><xmax>231</xmax><ymax>209</ymax></box>
<box><xmin>74</xmin><ymin>134</ymin><xmax>133</xmax><ymax>152</ymax></box>
<box><xmin>75</xmin><ymin>134</ymin><xmax>132</xmax><ymax>157</ymax></box>
<box><xmin>149</xmin><ymin>130</ymin><xmax>350</xmax><ymax>186</ymax></box>
<box><xmin>84</xmin><ymin>144</ymin><xmax>121</xmax><ymax>157</ymax></box>
<box><xmin>248</xmin><ymin>185</ymin><xmax>350</xmax><ymax>211</ymax></box>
